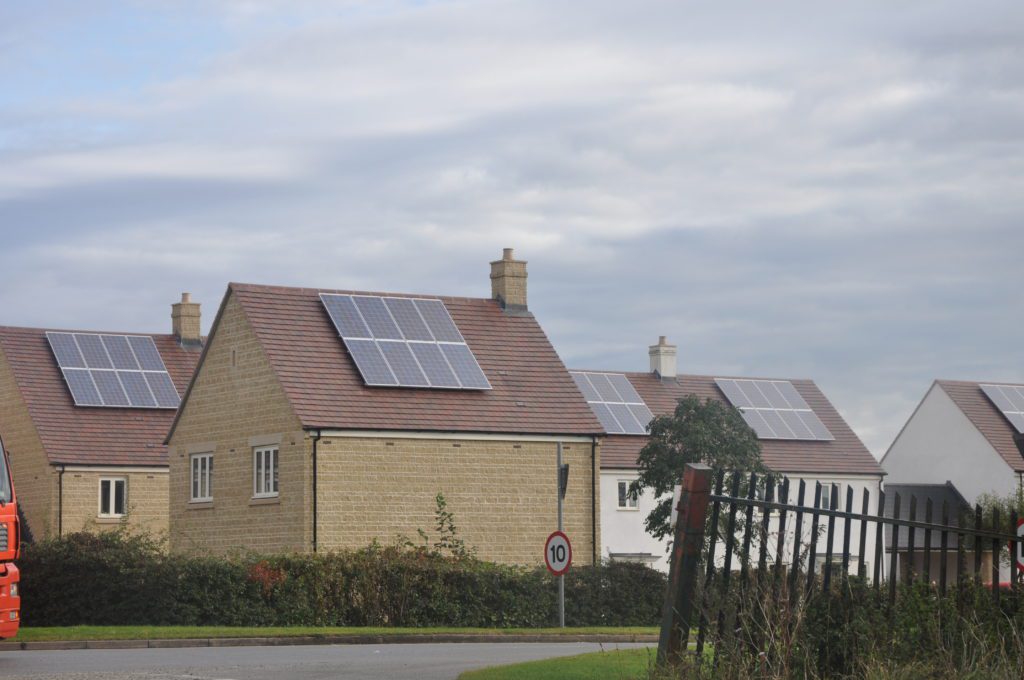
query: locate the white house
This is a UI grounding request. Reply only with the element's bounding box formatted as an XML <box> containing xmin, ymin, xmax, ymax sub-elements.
<box><xmin>881</xmin><ymin>380</ymin><xmax>1024</xmax><ymax>506</ymax></box>
<box><xmin>573</xmin><ymin>337</ymin><xmax>885</xmax><ymax>576</ymax></box>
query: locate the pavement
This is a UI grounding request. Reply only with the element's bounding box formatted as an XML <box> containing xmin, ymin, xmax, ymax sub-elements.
<box><xmin>0</xmin><ymin>632</ymin><xmax>658</xmax><ymax>652</ymax></box>
<box><xmin>0</xmin><ymin>641</ymin><xmax>654</xmax><ymax>679</ymax></box>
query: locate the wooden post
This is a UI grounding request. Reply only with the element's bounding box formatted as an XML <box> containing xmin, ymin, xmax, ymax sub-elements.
<box><xmin>658</xmin><ymin>463</ymin><xmax>713</xmax><ymax>667</ymax></box>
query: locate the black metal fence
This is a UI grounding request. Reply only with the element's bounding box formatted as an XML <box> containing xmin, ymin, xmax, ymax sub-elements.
<box><xmin>683</xmin><ymin>470</ymin><xmax>1022</xmax><ymax>662</ymax></box>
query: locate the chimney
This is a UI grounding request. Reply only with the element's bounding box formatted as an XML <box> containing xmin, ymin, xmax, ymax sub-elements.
<box><xmin>172</xmin><ymin>292</ymin><xmax>202</xmax><ymax>346</ymax></box>
<box><xmin>649</xmin><ymin>335</ymin><xmax>677</xmax><ymax>379</ymax></box>
<box><xmin>490</xmin><ymin>247</ymin><xmax>528</xmax><ymax>312</ymax></box>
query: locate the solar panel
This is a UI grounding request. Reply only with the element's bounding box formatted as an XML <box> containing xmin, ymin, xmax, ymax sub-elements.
<box><xmin>320</xmin><ymin>293</ymin><xmax>490</xmax><ymax>390</ymax></box>
<box><xmin>46</xmin><ymin>332</ymin><xmax>180</xmax><ymax>409</ymax></box>
<box><xmin>569</xmin><ymin>371</ymin><xmax>653</xmax><ymax>435</ymax></box>
<box><xmin>62</xmin><ymin>368</ymin><xmax>102</xmax><ymax>406</ymax></box>
<box><xmin>715</xmin><ymin>378</ymin><xmax>834</xmax><ymax>441</ymax></box>
<box><xmin>102</xmin><ymin>335</ymin><xmax>140</xmax><ymax>370</ymax></box>
<box><xmin>144</xmin><ymin>372</ymin><xmax>181</xmax><ymax>408</ymax></box>
<box><xmin>409</xmin><ymin>343</ymin><xmax>460</xmax><ymax>388</ymax></box>
<box><xmin>378</xmin><ymin>341</ymin><xmax>430</xmax><ymax>387</ymax></box>
<box><xmin>91</xmin><ymin>370</ymin><xmax>130</xmax><ymax>406</ymax></box>
<box><xmin>440</xmin><ymin>343</ymin><xmax>490</xmax><ymax>389</ymax></box>
<box><xmin>119</xmin><ymin>370</ymin><xmax>157</xmax><ymax>408</ymax></box>
<box><xmin>980</xmin><ymin>384</ymin><xmax>1024</xmax><ymax>434</ymax></box>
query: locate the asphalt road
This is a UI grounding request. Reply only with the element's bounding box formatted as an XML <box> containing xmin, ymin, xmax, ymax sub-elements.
<box><xmin>0</xmin><ymin>642</ymin><xmax>653</xmax><ymax>680</ymax></box>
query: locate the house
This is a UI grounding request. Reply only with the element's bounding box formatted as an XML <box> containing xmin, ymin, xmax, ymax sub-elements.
<box><xmin>165</xmin><ymin>249</ymin><xmax>604</xmax><ymax>564</ymax></box>
<box><xmin>574</xmin><ymin>336</ymin><xmax>885</xmax><ymax>574</ymax></box>
<box><xmin>0</xmin><ymin>295</ymin><xmax>202</xmax><ymax>538</ymax></box>
<box><xmin>882</xmin><ymin>481</ymin><xmax>975</xmax><ymax>586</ymax></box>
<box><xmin>882</xmin><ymin>380</ymin><xmax>1024</xmax><ymax>505</ymax></box>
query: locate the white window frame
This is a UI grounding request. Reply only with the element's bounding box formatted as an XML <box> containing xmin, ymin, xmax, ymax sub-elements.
<box><xmin>253</xmin><ymin>446</ymin><xmax>279</xmax><ymax>498</ymax></box>
<box><xmin>98</xmin><ymin>477</ymin><xmax>127</xmax><ymax>518</ymax></box>
<box><xmin>819</xmin><ymin>482</ymin><xmax>842</xmax><ymax>510</ymax></box>
<box><xmin>190</xmin><ymin>453</ymin><xmax>213</xmax><ymax>502</ymax></box>
<box><xmin>617</xmin><ymin>480</ymin><xmax>639</xmax><ymax>510</ymax></box>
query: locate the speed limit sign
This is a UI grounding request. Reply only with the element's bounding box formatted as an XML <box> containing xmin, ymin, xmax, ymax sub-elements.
<box><xmin>1015</xmin><ymin>519</ymin><xmax>1024</xmax><ymax>571</ymax></box>
<box><xmin>545</xmin><ymin>531</ymin><xmax>572</xmax><ymax>575</ymax></box>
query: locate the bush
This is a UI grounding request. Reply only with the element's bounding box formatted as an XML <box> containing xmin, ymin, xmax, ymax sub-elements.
<box><xmin>684</xmin><ymin>572</ymin><xmax>1024</xmax><ymax>679</ymax></box>
<box><xmin>17</xmin><ymin>531</ymin><xmax>666</xmax><ymax>628</ymax></box>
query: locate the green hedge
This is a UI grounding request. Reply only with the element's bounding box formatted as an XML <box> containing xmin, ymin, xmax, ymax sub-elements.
<box><xmin>18</xmin><ymin>532</ymin><xmax>666</xmax><ymax>628</ymax></box>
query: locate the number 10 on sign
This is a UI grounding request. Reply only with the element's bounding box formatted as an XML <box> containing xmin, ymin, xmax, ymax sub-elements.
<box><xmin>545</xmin><ymin>531</ymin><xmax>572</xmax><ymax>575</ymax></box>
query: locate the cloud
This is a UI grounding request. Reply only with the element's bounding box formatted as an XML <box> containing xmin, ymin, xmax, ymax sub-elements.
<box><xmin>1</xmin><ymin>0</ymin><xmax>1023</xmax><ymax>457</ymax></box>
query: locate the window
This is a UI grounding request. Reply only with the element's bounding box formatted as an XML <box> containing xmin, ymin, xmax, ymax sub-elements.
<box><xmin>191</xmin><ymin>453</ymin><xmax>213</xmax><ymax>502</ymax></box>
<box><xmin>617</xmin><ymin>480</ymin><xmax>638</xmax><ymax>510</ymax></box>
<box><xmin>818</xmin><ymin>482</ymin><xmax>842</xmax><ymax>509</ymax></box>
<box><xmin>253</xmin><ymin>446</ymin><xmax>279</xmax><ymax>498</ymax></box>
<box><xmin>99</xmin><ymin>477</ymin><xmax>126</xmax><ymax>517</ymax></box>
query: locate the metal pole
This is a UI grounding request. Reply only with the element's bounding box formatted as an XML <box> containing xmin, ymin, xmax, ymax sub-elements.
<box><xmin>557</xmin><ymin>442</ymin><xmax>565</xmax><ymax>628</ymax></box>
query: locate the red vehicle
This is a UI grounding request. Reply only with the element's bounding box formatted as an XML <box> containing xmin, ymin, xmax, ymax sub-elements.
<box><xmin>0</xmin><ymin>435</ymin><xmax>20</xmax><ymax>639</ymax></box>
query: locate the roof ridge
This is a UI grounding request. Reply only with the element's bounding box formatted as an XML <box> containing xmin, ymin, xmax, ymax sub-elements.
<box><xmin>571</xmin><ymin>368</ymin><xmax>818</xmax><ymax>383</ymax></box>
<box><xmin>229</xmin><ymin>281</ymin><xmax>494</xmax><ymax>304</ymax></box>
<box><xmin>0</xmin><ymin>325</ymin><xmax>176</xmax><ymax>338</ymax></box>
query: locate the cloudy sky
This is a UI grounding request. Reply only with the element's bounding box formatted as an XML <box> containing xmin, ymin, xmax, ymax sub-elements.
<box><xmin>2</xmin><ymin>1</ymin><xmax>1022</xmax><ymax>457</ymax></box>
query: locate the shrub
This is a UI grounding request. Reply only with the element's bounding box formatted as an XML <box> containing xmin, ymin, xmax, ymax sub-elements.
<box><xmin>17</xmin><ymin>531</ymin><xmax>666</xmax><ymax>628</ymax></box>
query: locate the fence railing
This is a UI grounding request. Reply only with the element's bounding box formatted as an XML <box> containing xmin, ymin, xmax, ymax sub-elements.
<box><xmin>657</xmin><ymin>464</ymin><xmax>1023</xmax><ymax>667</ymax></box>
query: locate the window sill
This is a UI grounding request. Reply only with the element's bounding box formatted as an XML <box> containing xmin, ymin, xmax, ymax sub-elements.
<box><xmin>250</xmin><ymin>496</ymin><xmax>280</xmax><ymax>506</ymax></box>
<box><xmin>188</xmin><ymin>501</ymin><xmax>214</xmax><ymax>510</ymax></box>
<box><xmin>96</xmin><ymin>516</ymin><xmax>125</xmax><ymax>524</ymax></box>
<box><xmin>616</xmin><ymin>507</ymin><xmax>640</xmax><ymax>512</ymax></box>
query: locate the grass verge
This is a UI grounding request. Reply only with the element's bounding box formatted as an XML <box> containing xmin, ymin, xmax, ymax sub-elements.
<box><xmin>458</xmin><ymin>647</ymin><xmax>655</xmax><ymax>680</ymax></box>
<box><xmin>12</xmin><ymin>626</ymin><xmax>658</xmax><ymax>642</ymax></box>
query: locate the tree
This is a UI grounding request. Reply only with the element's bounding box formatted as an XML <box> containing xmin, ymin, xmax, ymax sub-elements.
<box><xmin>629</xmin><ymin>394</ymin><xmax>765</xmax><ymax>540</ymax></box>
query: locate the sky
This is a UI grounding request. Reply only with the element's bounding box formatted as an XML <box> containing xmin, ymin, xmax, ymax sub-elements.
<box><xmin>1</xmin><ymin>1</ymin><xmax>1022</xmax><ymax>458</ymax></box>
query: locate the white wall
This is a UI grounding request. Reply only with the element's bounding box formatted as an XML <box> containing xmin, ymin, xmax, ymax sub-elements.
<box><xmin>601</xmin><ymin>469</ymin><xmax>884</xmax><ymax>578</ymax></box>
<box><xmin>600</xmin><ymin>470</ymin><xmax>671</xmax><ymax>571</ymax></box>
<box><xmin>882</xmin><ymin>383</ymin><xmax>1016</xmax><ymax>505</ymax></box>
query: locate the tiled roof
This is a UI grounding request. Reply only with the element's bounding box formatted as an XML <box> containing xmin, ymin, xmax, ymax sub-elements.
<box><xmin>594</xmin><ymin>372</ymin><xmax>883</xmax><ymax>476</ymax></box>
<box><xmin>0</xmin><ymin>326</ymin><xmax>200</xmax><ymax>467</ymax></box>
<box><xmin>937</xmin><ymin>380</ymin><xmax>1024</xmax><ymax>473</ymax></box>
<box><xmin>216</xmin><ymin>283</ymin><xmax>602</xmax><ymax>435</ymax></box>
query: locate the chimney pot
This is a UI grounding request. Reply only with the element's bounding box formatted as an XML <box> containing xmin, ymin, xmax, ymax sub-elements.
<box><xmin>649</xmin><ymin>335</ymin><xmax>677</xmax><ymax>379</ymax></box>
<box><xmin>172</xmin><ymin>292</ymin><xmax>202</xmax><ymax>346</ymax></box>
<box><xmin>490</xmin><ymin>248</ymin><xmax>528</xmax><ymax>312</ymax></box>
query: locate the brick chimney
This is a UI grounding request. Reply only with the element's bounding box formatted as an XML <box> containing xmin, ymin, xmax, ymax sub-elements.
<box><xmin>649</xmin><ymin>335</ymin><xmax>677</xmax><ymax>379</ymax></box>
<box><xmin>172</xmin><ymin>293</ymin><xmax>202</xmax><ymax>346</ymax></box>
<box><xmin>490</xmin><ymin>248</ymin><xmax>528</xmax><ymax>312</ymax></box>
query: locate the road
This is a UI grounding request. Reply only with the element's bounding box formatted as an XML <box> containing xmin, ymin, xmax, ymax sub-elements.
<box><xmin>0</xmin><ymin>642</ymin><xmax>653</xmax><ymax>680</ymax></box>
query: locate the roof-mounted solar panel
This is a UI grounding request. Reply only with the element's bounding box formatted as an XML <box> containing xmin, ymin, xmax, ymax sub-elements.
<box><xmin>320</xmin><ymin>294</ymin><xmax>490</xmax><ymax>390</ymax></box>
<box><xmin>570</xmin><ymin>371</ymin><xmax>654</xmax><ymax>435</ymax></box>
<box><xmin>46</xmin><ymin>332</ymin><xmax>181</xmax><ymax>409</ymax></box>
<box><xmin>980</xmin><ymin>384</ymin><xmax>1024</xmax><ymax>434</ymax></box>
<box><xmin>715</xmin><ymin>378</ymin><xmax>833</xmax><ymax>441</ymax></box>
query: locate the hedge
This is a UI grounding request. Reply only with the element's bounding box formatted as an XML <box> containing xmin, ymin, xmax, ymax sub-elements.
<box><xmin>17</xmin><ymin>532</ymin><xmax>666</xmax><ymax>628</ymax></box>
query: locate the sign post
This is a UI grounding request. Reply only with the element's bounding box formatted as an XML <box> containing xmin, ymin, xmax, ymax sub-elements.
<box><xmin>549</xmin><ymin>442</ymin><xmax>572</xmax><ymax>627</ymax></box>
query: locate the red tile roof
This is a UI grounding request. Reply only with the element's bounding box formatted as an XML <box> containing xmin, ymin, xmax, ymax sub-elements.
<box><xmin>190</xmin><ymin>283</ymin><xmax>603</xmax><ymax>435</ymax></box>
<box><xmin>0</xmin><ymin>326</ymin><xmax>200</xmax><ymax>467</ymax></box>
<box><xmin>937</xmin><ymin>380</ymin><xmax>1024</xmax><ymax>472</ymax></box>
<box><xmin>593</xmin><ymin>372</ymin><xmax>883</xmax><ymax>476</ymax></box>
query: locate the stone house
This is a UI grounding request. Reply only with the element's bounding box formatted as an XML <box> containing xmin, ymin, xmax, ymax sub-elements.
<box><xmin>575</xmin><ymin>336</ymin><xmax>885</xmax><ymax>574</ymax></box>
<box><xmin>0</xmin><ymin>295</ymin><xmax>202</xmax><ymax>538</ymax></box>
<box><xmin>165</xmin><ymin>250</ymin><xmax>604</xmax><ymax>564</ymax></box>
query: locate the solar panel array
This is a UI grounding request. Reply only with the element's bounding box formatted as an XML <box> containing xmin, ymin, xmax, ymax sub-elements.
<box><xmin>980</xmin><ymin>384</ymin><xmax>1024</xmax><ymax>434</ymax></box>
<box><xmin>570</xmin><ymin>371</ymin><xmax>654</xmax><ymax>435</ymax></box>
<box><xmin>46</xmin><ymin>332</ymin><xmax>180</xmax><ymax>409</ymax></box>
<box><xmin>715</xmin><ymin>378</ymin><xmax>834</xmax><ymax>441</ymax></box>
<box><xmin>320</xmin><ymin>294</ymin><xmax>491</xmax><ymax>390</ymax></box>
